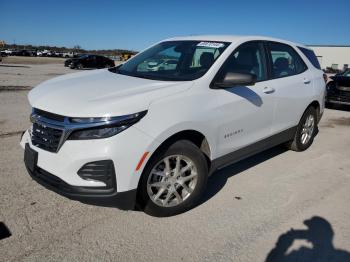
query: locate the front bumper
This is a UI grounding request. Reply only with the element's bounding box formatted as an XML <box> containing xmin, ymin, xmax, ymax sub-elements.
<box><xmin>20</xmin><ymin>125</ymin><xmax>160</xmax><ymax>209</ymax></box>
<box><xmin>25</xmin><ymin>164</ymin><xmax>137</xmax><ymax>209</ymax></box>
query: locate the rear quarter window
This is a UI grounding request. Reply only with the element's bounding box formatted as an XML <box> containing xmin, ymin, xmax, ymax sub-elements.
<box><xmin>297</xmin><ymin>47</ymin><xmax>321</xmax><ymax>69</ymax></box>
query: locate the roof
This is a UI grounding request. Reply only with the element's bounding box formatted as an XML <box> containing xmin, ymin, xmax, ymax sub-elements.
<box><xmin>307</xmin><ymin>44</ymin><xmax>350</xmax><ymax>48</ymax></box>
<box><xmin>164</xmin><ymin>35</ymin><xmax>307</xmax><ymax>48</ymax></box>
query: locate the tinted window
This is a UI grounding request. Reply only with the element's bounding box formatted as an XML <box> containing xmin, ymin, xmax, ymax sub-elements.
<box><xmin>96</xmin><ymin>56</ymin><xmax>105</xmax><ymax>62</ymax></box>
<box><xmin>215</xmin><ymin>41</ymin><xmax>267</xmax><ymax>82</ymax></box>
<box><xmin>268</xmin><ymin>42</ymin><xmax>307</xmax><ymax>78</ymax></box>
<box><xmin>298</xmin><ymin>47</ymin><xmax>321</xmax><ymax>69</ymax></box>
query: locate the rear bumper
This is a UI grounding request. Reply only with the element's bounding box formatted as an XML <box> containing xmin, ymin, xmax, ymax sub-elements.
<box><xmin>326</xmin><ymin>90</ymin><xmax>350</xmax><ymax>105</ymax></box>
<box><xmin>326</xmin><ymin>98</ymin><xmax>350</xmax><ymax>106</ymax></box>
<box><xmin>25</xmin><ymin>164</ymin><xmax>137</xmax><ymax>210</ymax></box>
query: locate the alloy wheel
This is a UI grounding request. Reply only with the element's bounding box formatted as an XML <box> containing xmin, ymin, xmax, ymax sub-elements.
<box><xmin>147</xmin><ymin>155</ymin><xmax>198</xmax><ymax>207</ymax></box>
<box><xmin>300</xmin><ymin>114</ymin><xmax>315</xmax><ymax>145</ymax></box>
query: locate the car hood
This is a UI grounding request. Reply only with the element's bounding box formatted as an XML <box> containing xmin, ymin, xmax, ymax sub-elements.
<box><xmin>29</xmin><ymin>69</ymin><xmax>193</xmax><ymax>117</ymax></box>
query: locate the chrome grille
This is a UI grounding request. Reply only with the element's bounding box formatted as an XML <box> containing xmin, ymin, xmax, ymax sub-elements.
<box><xmin>31</xmin><ymin>122</ymin><xmax>63</xmax><ymax>152</ymax></box>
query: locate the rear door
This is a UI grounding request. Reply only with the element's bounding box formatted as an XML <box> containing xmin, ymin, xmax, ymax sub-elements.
<box><xmin>265</xmin><ymin>41</ymin><xmax>313</xmax><ymax>134</ymax></box>
<box><xmin>87</xmin><ymin>55</ymin><xmax>97</xmax><ymax>68</ymax></box>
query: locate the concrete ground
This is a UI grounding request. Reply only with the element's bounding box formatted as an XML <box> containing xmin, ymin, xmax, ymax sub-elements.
<box><xmin>0</xmin><ymin>62</ymin><xmax>349</xmax><ymax>262</ymax></box>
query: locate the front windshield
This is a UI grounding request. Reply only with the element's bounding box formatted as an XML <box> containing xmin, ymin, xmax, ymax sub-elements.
<box><xmin>113</xmin><ymin>41</ymin><xmax>230</xmax><ymax>81</ymax></box>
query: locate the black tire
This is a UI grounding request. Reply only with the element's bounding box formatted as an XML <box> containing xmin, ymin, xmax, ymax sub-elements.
<box><xmin>138</xmin><ymin>140</ymin><xmax>208</xmax><ymax>217</ymax></box>
<box><xmin>287</xmin><ymin>106</ymin><xmax>318</xmax><ymax>152</ymax></box>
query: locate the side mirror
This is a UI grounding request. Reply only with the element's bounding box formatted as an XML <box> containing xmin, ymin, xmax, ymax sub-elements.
<box><xmin>213</xmin><ymin>72</ymin><xmax>257</xmax><ymax>88</ymax></box>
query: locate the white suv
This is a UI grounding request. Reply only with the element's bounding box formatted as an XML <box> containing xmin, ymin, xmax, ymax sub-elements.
<box><xmin>21</xmin><ymin>35</ymin><xmax>326</xmax><ymax>216</ymax></box>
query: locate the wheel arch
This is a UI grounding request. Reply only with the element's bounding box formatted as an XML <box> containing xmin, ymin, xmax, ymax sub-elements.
<box><xmin>308</xmin><ymin>100</ymin><xmax>321</xmax><ymax>122</ymax></box>
<box><xmin>146</xmin><ymin>129</ymin><xmax>212</xmax><ymax>170</ymax></box>
<box><xmin>135</xmin><ymin>129</ymin><xmax>212</xmax><ymax>209</ymax></box>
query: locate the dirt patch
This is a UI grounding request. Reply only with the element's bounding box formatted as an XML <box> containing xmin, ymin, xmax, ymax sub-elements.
<box><xmin>0</xmin><ymin>86</ymin><xmax>32</xmax><ymax>92</ymax></box>
<box><xmin>320</xmin><ymin>117</ymin><xmax>350</xmax><ymax>128</ymax></box>
<box><xmin>0</xmin><ymin>72</ymin><xmax>23</xmax><ymax>76</ymax></box>
<box><xmin>0</xmin><ymin>64</ymin><xmax>30</xmax><ymax>68</ymax></box>
<box><xmin>46</xmin><ymin>73</ymin><xmax>64</xmax><ymax>76</ymax></box>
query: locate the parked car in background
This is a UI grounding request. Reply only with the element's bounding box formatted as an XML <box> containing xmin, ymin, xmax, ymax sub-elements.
<box><xmin>326</xmin><ymin>68</ymin><xmax>350</xmax><ymax>106</ymax></box>
<box><xmin>45</xmin><ymin>51</ymin><xmax>62</xmax><ymax>57</ymax></box>
<box><xmin>2</xmin><ymin>49</ymin><xmax>13</xmax><ymax>55</ymax></box>
<box><xmin>22</xmin><ymin>35</ymin><xmax>326</xmax><ymax>216</ymax></box>
<box><xmin>65</xmin><ymin>54</ymin><xmax>115</xmax><ymax>69</ymax></box>
<box><xmin>16</xmin><ymin>50</ymin><xmax>34</xmax><ymax>56</ymax></box>
<box><xmin>324</xmin><ymin>67</ymin><xmax>342</xmax><ymax>74</ymax></box>
<box><xmin>37</xmin><ymin>50</ymin><xmax>50</xmax><ymax>56</ymax></box>
<box><xmin>54</xmin><ymin>52</ymin><xmax>64</xmax><ymax>57</ymax></box>
<box><xmin>63</xmin><ymin>52</ymin><xmax>77</xmax><ymax>58</ymax></box>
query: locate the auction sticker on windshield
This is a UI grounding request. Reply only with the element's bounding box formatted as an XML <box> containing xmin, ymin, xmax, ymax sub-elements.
<box><xmin>197</xmin><ymin>42</ymin><xmax>225</xmax><ymax>48</ymax></box>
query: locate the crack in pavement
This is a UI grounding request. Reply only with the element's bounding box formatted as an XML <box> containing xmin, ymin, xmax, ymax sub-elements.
<box><xmin>0</xmin><ymin>86</ymin><xmax>32</xmax><ymax>92</ymax></box>
<box><xmin>0</xmin><ymin>130</ymin><xmax>24</xmax><ymax>138</ymax></box>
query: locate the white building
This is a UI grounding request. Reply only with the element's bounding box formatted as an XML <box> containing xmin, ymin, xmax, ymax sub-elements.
<box><xmin>307</xmin><ymin>45</ymin><xmax>350</xmax><ymax>71</ymax></box>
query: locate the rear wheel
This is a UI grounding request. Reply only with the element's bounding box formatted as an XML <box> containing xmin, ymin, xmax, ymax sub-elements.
<box><xmin>138</xmin><ymin>140</ymin><xmax>208</xmax><ymax>217</ymax></box>
<box><xmin>287</xmin><ymin>106</ymin><xmax>317</xmax><ymax>151</ymax></box>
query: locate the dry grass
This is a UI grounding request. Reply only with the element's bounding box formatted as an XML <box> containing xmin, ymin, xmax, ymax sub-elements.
<box><xmin>1</xmin><ymin>56</ymin><xmax>66</xmax><ymax>65</ymax></box>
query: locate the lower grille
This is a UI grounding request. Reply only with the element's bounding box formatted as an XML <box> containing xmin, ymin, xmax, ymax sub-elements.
<box><xmin>31</xmin><ymin>122</ymin><xmax>63</xmax><ymax>152</ymax></box>
<box><xmin>77</xmin><ymin>160</ymin><xmax>115</xmax><ymax>188</ymax></box>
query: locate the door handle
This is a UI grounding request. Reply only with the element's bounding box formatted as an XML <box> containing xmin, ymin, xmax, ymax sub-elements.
<box><xmin>263</xmin><ymin>86</ymin><xmax>275</xmax><ymax>94</ymax></box>
<box><xmin>303</xmin><ymin>78</ymin><xmax>311</xmax><ymax>84</ymax></box>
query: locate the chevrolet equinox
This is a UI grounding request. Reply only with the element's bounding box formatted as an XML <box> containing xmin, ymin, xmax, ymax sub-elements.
<box><xmin>21</xmin><ymin>35</ymin><xmax>326</xmax><ymax>216</ymax></box>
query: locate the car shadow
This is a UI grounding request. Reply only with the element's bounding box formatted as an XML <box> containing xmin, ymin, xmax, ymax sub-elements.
<box><xmin>0</xmin><ymin>222</ymin><xmax>11</xmax><ymax>240</ymax></box>
<box><xmin>265</xmin><ymin>216</ymin><xmax>350</xmax><ymax>262</ymax></box>
<box><xmin>224</xmin><ymin>86</ymin><xmax>263</xmax><ymax>107</ymax></box>
<box><xmin>199</xmin><ymin>145</ymin><xmax>288</xmax><ymax>205</ymax></box>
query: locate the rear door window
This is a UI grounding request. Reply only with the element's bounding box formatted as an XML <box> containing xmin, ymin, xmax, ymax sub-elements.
<box><xmin>267</xmin><ymin>42</ymin><xmax>307</xmax><ymax>79</ymax></box>
<box><xmin>297</xmin><ymin>47</ymin><xmax>321</xmax><ymax>69</ymax></box>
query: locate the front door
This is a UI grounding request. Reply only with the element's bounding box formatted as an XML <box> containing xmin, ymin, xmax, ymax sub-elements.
<box><xmin>213</xmin><ymin>41</ymin><xmax>275</xmax><ymax>157</ymax></box>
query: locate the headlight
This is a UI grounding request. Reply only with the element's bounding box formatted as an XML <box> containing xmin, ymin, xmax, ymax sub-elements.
<box><xmin>67</xmin><ymin>111</ymin><xmax>147</xmax><ymax>140</ymax></box>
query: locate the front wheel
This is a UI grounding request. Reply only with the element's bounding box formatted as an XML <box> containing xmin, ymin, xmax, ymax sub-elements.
<box><xmin>287</xmin><ymin>106</ymin><xmax>318</xmax><ymax>151</ymax></box>
<box><xmin>76</xmin><ymin>63</ymin><xmax>83</xmax><ymax>70</ymax></box>
<box><xmin>138</xmin><ymin>140</ymin><xmax>208</xmax><ymax>217</ymax></box>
